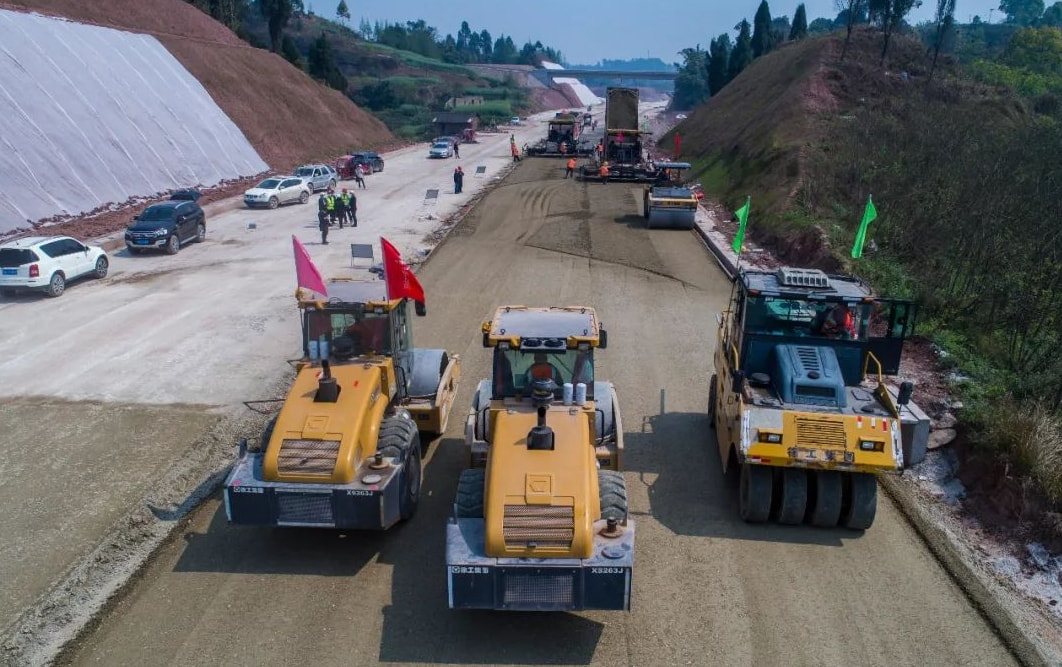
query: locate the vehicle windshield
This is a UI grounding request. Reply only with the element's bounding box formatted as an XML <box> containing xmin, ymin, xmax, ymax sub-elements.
<box><xmin>0</xmin><ymin>248</ymin><xmax>38</xmax><ymax>267</ymax></box>
<box><xmin>139</xmin><ymin>206</ymin><xmax>175</xmax><ymax>222</ymax></box>
<box><xmin>305</xmin><ymin>309</ymin><xmax>392</xmax><ymax>357</ymax></box>
<box><xmin>294</xmin><ymin>168</ymin><xmax>314</xmax><ymax>177</ymax></box>
<box><xmin>491</xmin><ymin>347</ymin><xmax>595</xmax><ymax>398</ymax></box>
<box><xmin>256</xmin><ymin>179</ymin><xmax>280</xmax><ymax>189</ymax></box>
<box><xmin>743</xmin><ymin>295</ymin><xmax>870</xmax><ymax>341</ymax></box>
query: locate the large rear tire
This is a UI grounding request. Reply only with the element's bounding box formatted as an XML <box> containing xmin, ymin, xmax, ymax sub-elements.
<box><xmin>739</xmin><ymin>463</ymin><xmax>772</xmax><ymax>523</ymax></box>
<box><xmin>841</xmin><ymin>473</ymin><xmax>878</xmax><ymax>530</ymax></box>
<box><xmin>598</xmin><ymin>470</ymin><xmax>628</xmax><ymax>521</ymax></box>
<box><xmin>775</xmin><ymin>468</ymin><xmax>808</xmax><ymax>525</ymax></box>
<box><xmin>455</xmin><ymin>468</ymin><xmax>485</xmax><ymax>518</ymax></box>
<box><xmin>45</xmin><ymin>272</ymin><xmax>65</xmax><ymax>298</ymax></box>
<box><xmin>807</xmin><ymin>470</ymin><xmax>843</xmax><ymax>527</ymax></box>
<box><xmin>376</xmin><ymin>415</ymin><xmax>421</xmax><ymax>521</ymax></box>
<box><xmin>93</xmin><ymin>256</ymin><xmax>109</xmax><ymax>279</ymax></box>
<box><xmin>707</xmin><ymin>373</ymin><xmax>718</xmax><ymax>429</ymax></box>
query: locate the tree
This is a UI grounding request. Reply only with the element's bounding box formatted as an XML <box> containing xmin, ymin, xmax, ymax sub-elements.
<box><xmin>709</xmin><ymin>34</ymin><xmax>732</xmax><ymax>94</ymax></box>
<box><xmin>808</xmin><ymin>17</ymin><xmax>835</xmax><ymax>33</ymax></box>
<box><xmin>673</xmin><ymin>46</ymin><xmax>710</xmax><ymax>108</ymax></box>
<box><xmin>493</xmin><ymin>35</ymin><xmax>518</xmax><ymax>63</ymax></box>
<box><xmin>1044</xmin><ymin>2</ymin><xmax>1062</xmax><ymax>26</ymax></box>
<box><xmin>281</xmin><ymin>33</ymin><xmax>302</xmax><ymax>68</ymax></box>
<box><xmin>258</xmin><ymin>0</ymin><xmax>292</xmax><ymax>52</ymax></box>
<box><xmin>837</xmin><ymin>0</ymin><xmax>868</xmax><ymax>61</ymax></box>
<box><xmin>790</xmin><ymin>3</ymin><xmax>809</xmax><ymax>39</ymax></box>
<box><xmin>479</xmin><ymin>29</ymin><xmax>493</xmax><ymax>61</ymax></box>
<box><xmin>729</xmin><ymin>20</ymin><xmax>754</xmax><ymax>81</ymax></box>
<box><xmin>308</xmin><ymin>32</ymin><xmax>346</xmax><ymax>91</ymax></box>
<box><xmin>999</xmin><ymin>0</ymin><xmax>1047</xmax><ymax>25</ymax></box>
<box><xmin>1003</xmin><ymin>26</ymin><xmax>1062</xmax><ymax>74</ymax></box>
<box><xmin>752</xmin><ymin>1</ymin><xmax>775</xmax><ymax>57</ymax></box>
<box><xmin>771</xmin><ymin>16</ymin><xmax>792</xmax><ymax>44</ymax></box>
<box><xmin>335</xmin><ymin>0</ymin><xmax>349</xmax><ymax>23</ymax></box>
<box><xmin>869</xmin><ymin>0</ymin><xmax>922</xmax><ymax>65</ymax></box>
<box><xmin>928</xmin><ymin>0</ymin><xmax>956</xmax><ymax>83</ymax></box>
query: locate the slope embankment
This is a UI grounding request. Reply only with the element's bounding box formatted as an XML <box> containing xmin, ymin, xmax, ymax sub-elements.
<box><xmin>0</xmin><ymin>9</ymin><xmax>267</xmax><ymax>233</ymax></box>
<box><xmin>0</xmin><ymin>0</ymin><xmax>393</xmax><ymax>232</ymax></box>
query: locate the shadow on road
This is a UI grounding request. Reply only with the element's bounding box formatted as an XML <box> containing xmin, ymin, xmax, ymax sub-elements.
<box><xmin>623</xmin><ymin>409</ymin><xmax>848</xmax><ymax>547</ymax></box>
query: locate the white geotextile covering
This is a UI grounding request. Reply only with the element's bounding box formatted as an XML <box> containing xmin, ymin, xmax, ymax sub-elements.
<box><xmin>0</xmin><ymin>10</ymin><xmax>267</xmax><ymax>233</ymax></box>
<box><xmin>540</xmin><ymin>61</ymin><xmax>602</xmax><ymax>107</ymax></box>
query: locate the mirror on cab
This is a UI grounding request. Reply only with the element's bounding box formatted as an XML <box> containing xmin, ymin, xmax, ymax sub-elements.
<box><xmin>599</xmin><ymin>329</ymin><xmax>608</xmax><ymax>349</ymax></box>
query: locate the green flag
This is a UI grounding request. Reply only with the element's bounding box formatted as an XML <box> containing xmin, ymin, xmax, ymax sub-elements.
<box><xmin>731</xmin><ymin>196</ymin><xmax>751</xmax><ymax>254</ymax></box>
<box><xmin>851</xmin><ymin>196</ymin><xmax>878</xmax><ymax>259</ymax></box>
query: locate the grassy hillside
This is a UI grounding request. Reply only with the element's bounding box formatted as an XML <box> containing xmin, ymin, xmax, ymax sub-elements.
<box><xmin>5</xmin><ymin>0</ymin><xmax>394</xmax><ymax>169</ymax></box>
<box><xmin>245</xmin><ymin>14</ymin><xmax>534</xmax><ymax>140</ymax></box>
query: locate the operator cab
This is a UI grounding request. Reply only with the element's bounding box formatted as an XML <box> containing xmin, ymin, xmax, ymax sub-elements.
<box><xmin>300</xmin><ymin>279</ymin><xmax>414</xmax><ymax>363</ymax></box>
<box><xmin>482</xmin><ymin>306</ymin><xmax>607</xmax><ymax>401</ymax></box>
<box><xmin>725</xmin><ymin>267</ymin><xmax>916</xmax><ymax>412</ymax></box>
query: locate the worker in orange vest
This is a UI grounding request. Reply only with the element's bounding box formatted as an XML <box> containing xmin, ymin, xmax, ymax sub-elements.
<box><xmin>599</xmin><ymin>161</ymin><xmax>610</xmax><ymax>185</ymax></box>
<box><xmin>565</xmin><ymin>157</ymin><xmax>576</xmax><ymax>179</ymax></box>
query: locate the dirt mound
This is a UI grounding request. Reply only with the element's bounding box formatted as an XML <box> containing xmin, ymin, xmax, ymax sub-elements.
<box><xmin>3</xmin><ymin>0</ymin><xmax>393</xmax><ymax>172</ymax></box>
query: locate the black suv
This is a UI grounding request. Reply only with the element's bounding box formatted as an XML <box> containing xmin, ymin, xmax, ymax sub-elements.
<box><xmin>125</xmin><ymin>200</ymin><xmax>206</xmax><ymax>255</ymax></box>
<box><xmin>352</xmin><ymin>151</ymin><xmax>385</xmax><ymax>173</ymax></box>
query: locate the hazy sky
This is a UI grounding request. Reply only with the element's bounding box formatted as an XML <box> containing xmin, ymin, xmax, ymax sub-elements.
<box><xmin>337</xmin><ymin>0</ymin><xmax>1004</xmax><ymax>64</ymax></box>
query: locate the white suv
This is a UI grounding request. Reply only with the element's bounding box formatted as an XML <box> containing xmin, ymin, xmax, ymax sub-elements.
<box><xmin>0</xmin><ymin>236</ymin><xmax>109</xmax><ymax>297</ymax></box>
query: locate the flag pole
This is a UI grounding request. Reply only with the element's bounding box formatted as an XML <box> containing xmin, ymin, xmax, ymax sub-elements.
<box><xmin>380</xmin><ymin>236</ymin><xmax>390</xmax><ymax>301</ymax></box>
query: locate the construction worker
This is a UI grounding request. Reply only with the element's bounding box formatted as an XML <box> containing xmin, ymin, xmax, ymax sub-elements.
<box><xmin>599</xmin><ymin>161</ymin><xmax>610</xmax><ymax>185</ymax></box>
<box><xmin>511</xmin><ymin>142</ymin><xmax>521</xmax><ymax>163</ymax></box>
<box><xmin>528</xmin><ymin>352</ymin><xmax>562</xmax><ymax>385</ymax></box>
<box><xmin>820</xmin><ymin>303</ymin><xmax>858</xmax><ymax>339</ymax></box>
<box><xmin>317</xmin><ymin>197</ymin><xmax>330</xmax><ymax>245</ymax></box>
<box><xmin>453</xmin><ymin>165</ymin><xmax>464</xmax><ymax>194</ymax></box>
<box><xmin>565</xmin><ymin>157</ymin><xmax>576</xmax><ymax>179</ymax></box>
<box><xmin>453</xmin><ymin>141</ymin><xmax>460</xmax><ymax>158</ymax></box>
<box><xmin>335</xmin><ymin>188</ymin><xmax>348</xmax><ymax>228</ymax></box>
<box><xmin>346</xmin><ymin>189</ymin><xmax>358</xmax><ymax>227</ymax></box>
<box><xmin>324</xmin><ymin>189</ymin><xmax>338</xmax><ymax>226</ymax></box>
<box><xmin>340</xmin><ymin>188</ymin><xmax>355</xmax><ymax>227</ymax></box>
<box><xmin>353</xmin><ymin>163</ymin><xmax>366</xmax><ymax>189</ymax></box>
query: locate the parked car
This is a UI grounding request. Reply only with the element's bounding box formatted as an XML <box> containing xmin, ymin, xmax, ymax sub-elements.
<box><xmin>293</xmin><ymin>164</ymin><xmax>338</xmax><ymax>193</ymax></box>
<box><xmin>352</xmin><ymin>151</ymin><xmax>384</xmax><ymax>173</ymax></box>
<box><xmin>169</xmin><ymin>189</ymin><xmax>202</xmax><ymax>202</ymax></box>
<box><xmin>0</xmin><ymin>235</ymin><xmax>108</xmax><ymax>297</ymax></box>
<box><xmin>243</xmin><ymin>176</ymin><xmax>310</xmax><ymax>209</ymax></box>
<box><xmin>510</xmin><ymin>116</ymin><xmax>521</xmax><ymax>125</ymax></box>
<box><xmin>428</xmin><ymin>142</ymin><xmax>454</xmax><ymax>159</ymax></box>
<box><xmin>125</xmin><ymin>200</ymin><xmax>206</xmax><ymax>255</ymax></box>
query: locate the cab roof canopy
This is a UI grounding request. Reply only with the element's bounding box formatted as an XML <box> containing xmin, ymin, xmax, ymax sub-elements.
<box><xmin>298</xmin><ymin>279</ymin><xmax>397</xmax><ymax>310</ymax></box>
<box><xmin>482</xmin><ymin>306</ymin><xmax>602</xmax><ymax>348</ymax></box>
<box><xmin>740</xmin><ymin>267</ymin><xmax>873</xmax><ymax>300</ymax></box>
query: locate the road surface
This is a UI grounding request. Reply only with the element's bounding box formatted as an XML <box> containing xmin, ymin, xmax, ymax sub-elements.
<box><xmin>61</xmin><ymin>158</ymin><xmax>1015</xmax><ymax>667</ymax></box>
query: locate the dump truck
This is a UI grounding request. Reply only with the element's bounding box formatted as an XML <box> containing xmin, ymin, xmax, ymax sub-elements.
<box><xmin>710</xmin><ymin>267</ymin><xmax>929</xmax><ymax>529</ymax></box>
<box><xmin>447</xmin><ymin>306</ymin><xmax>633</xmax><ymax>611</ymax></box>
<box><xmin>580</xmin><ymin>87</ymin><xmax>656</xmax><ymax>182</ymax></box>
<box><xmin>643</xmin><ymin>161</ymin><xmax>698</xmax><ymax>229</ymax></box>
<box><xmin>224</xmin><ymin>277</ymin><xmax>461</xmax><ymax>529</ymax></box>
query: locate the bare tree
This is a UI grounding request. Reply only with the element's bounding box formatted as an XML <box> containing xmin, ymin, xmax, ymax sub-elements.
<box><xmin>928</xmin><ymin>0</ymin><xmax>956</xmax><ymax>84</ymax></box>
<box><xmin>835</xmin><ymin>0</ymin><xmax>868</xmax><ymax>62</ymax></box>
<box><xmin>870</xmin><ymin>0</ymin><xmax>921</xmax><ymax>65</ymax></box>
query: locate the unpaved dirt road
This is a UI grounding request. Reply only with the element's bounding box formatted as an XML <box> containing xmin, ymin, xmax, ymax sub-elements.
<box><xmin>62</xmin><ymin>158</ymin><xmax>1016</xmax><ymax>667</ymax></box>
<box><xmin>0</xmin><ymin>119</ymin><xmax>546</xmax><ymax>643</ymax></box>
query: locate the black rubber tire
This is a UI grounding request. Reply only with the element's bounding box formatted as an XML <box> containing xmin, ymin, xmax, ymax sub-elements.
<box><xmin>165</xmin><ymin>235</ymin><xmax>180</xmax><ymax>255</ymax></box>
<box><xmin>775</xmin><ymin>468</ymin><xmax>808</xmax><ymax>525</ymax></box>
<box><xmin>455</xmin><ymin>468</ymin><xmax>485</xmax><ymax>518</ymax></box>
<box><xmin>268</xmin><ymin>196</ymin><xmax>279</xmax><ymax>210</ymax></box>
<box><xmin>807</xmin><ymin>470</ymin><xmax>843</xmax><ymax>527</ymax></box>
<box><xmin>739</xmin><ymin>463</ymin><xmax>772</xmax><ymax>523</ymax></box>
<box><xmin>196</xmin><ymin>223</ymin><xmax>206</xmax><ymax>243</ymax></box>
<box><xmin>93</xmin><ymin>256</ymin><xmax>109</xmax><ymax>279</ymax></box>
<box><xmin>598</xmin><ymin>470</ymin><xmax>628</xmax><ymax>521</ymax></box>
<box><xmin>841</xmin><ymin>473</ymin><xmax>878</xmax><ymax>530</ymax></box>
<box><xmin>376</xmin><ymin>415</ymin><xmax>421</xmax><ymax>521</ymax></box>
<box><xmin>45</xmin><ymin>272</ymin><xmax>65</xmax><ymax>298</ymax></box>
<box><xmin>708</xmin><ymin>373</ymin><xmax>718</xmax><ymax>428</ymax></box>
<box><xmin>299</xmin><ymin>190</ymin><xmax>309</xmax><ymax>204</ymax></box>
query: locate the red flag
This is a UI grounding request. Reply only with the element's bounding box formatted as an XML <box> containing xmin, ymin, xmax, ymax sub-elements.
<box><xmin>674</xmin><ymin>132</ymin><xmax>681</xmax><ymax>157</ymax></box>
<box><xmin>381</xmin><ymin>237</ymin><xmax>425</xmax><ymax>303</ymax></box>
<box><xmin>292</xmin><ymin>235</ymin><xmax>328</xmax><ymax>297</ymax></box>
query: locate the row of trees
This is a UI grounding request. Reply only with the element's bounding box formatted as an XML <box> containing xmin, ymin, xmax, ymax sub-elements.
<box><xmin>359</xmin><ymin>19</ymin><xmax>562</xmax><ymax>66</ymax></box>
